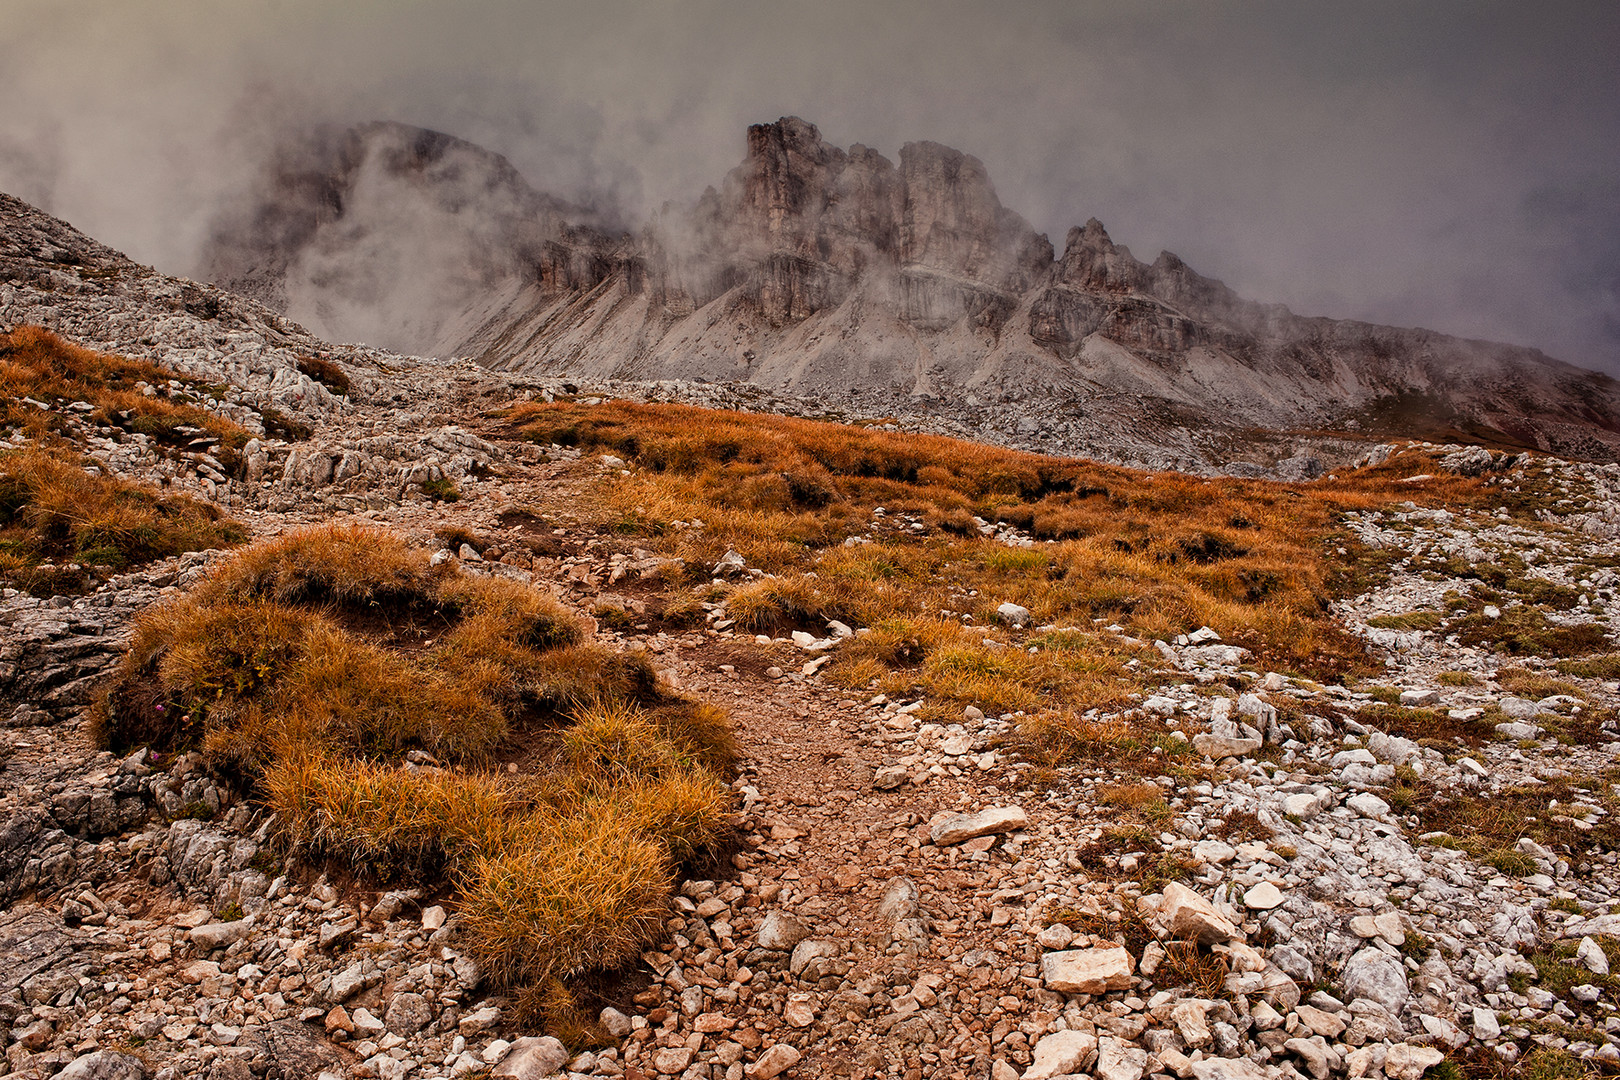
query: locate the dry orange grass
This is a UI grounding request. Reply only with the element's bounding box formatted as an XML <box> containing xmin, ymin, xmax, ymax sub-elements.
<box><xmin>0</xmin><ymin>444</ymin><xmax>246</xmax><ymax>593</ymax></box>
<box><xmin>507</xmin><ymin>401</ymin><xmax>1482</xmax><ymax>678</ymax></box>
<box><xmin>507</xmin><ymin>400</ymin><xmax>1489</xmax><ymax>759</ymax></box>
<box><xmin>0</xmin><ymin>325</ymin><xmax>249</xmax><ymax>452</ymax></box>
<box><xmin>98</xmin><ymin>524</ymin><xmax>736</xmax><ymax>1008</ymax></box>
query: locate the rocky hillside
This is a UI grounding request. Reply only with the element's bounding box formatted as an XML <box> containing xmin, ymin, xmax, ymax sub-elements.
<box><xmin>203</xmin><ymin>117</ymin><xmax>1620</xmax><ymax>471</ymax></box>
<box><xmin>8</xmin><ymin>182</ymin><xmax>1620</xmax><ymax>1080</ymax></box>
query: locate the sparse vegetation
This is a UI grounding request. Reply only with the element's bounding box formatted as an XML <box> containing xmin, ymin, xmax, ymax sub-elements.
<box><xmin>0</xmin><ymin>445</ymin><xmax>246</xmax><ymax>594</ymax></box>
<box><xmin>295</xmin><ymin>354</ymin><xmax>351</xmax><ymax>396</ymax></box>
<box><xmin>96</xmin><ymin>525</ymin><xmax>735</xmax><ymax>1005</ymax></box>
<box><xmin>0</xmin><ymin>325</ymin><xmax>250</xmax><ymax>452</ymax></box>
<box><xmin>503</xmin><ymin>400</ymin><xmax>1498</xmax><ymax>762</ymax></box>
<box><xmin>1399</xmin><ymin>771</ymin><xmax>1620</xmax><ymax>869</ymax></box>
<box><xmin>420</xmin><ymin>476</ymin><xmax>461</xmax><ymax>502</ymax></box>
<box><xmin>1366</xmin><ymin>610</ymin><xmax>1443</xmax><ymax>631</ymax></box>
<box><xmin>1560</xmin><ymin>654</ymin><xmax>1620</xmax><ymax>680</ymax></box>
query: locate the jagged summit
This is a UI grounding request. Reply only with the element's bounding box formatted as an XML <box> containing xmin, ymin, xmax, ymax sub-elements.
<box><xmin>198</xmin><ymin>116</ymin><xmax>1620</xmax><ymax>466</ymax></box>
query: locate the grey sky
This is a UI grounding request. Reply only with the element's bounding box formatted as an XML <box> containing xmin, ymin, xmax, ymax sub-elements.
<box><xmin>3</xmin><ymin>0</ymin><xmax>1616</xmax><ymax>371</ymax></box>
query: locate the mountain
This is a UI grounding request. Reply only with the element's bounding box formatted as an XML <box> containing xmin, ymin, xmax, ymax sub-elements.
<box><xmin>204</xmin><ymin>117</ymin><xmax>1620</xmax><ymax>466</ymax></box>
<box><xmin>205</xmin><ymin>121</ymin><xmax>583</xmax><ymax>357</ymax></box>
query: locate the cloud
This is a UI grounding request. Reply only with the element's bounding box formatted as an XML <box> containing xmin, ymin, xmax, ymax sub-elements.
<box><xmin>1</xmin><ymin>0</ymin><xmax>1616</xmax><ymax>371</ymax></box>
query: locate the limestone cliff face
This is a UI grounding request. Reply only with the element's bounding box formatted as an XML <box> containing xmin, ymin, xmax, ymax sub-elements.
<box><xmin>623</xmin><ymin>118</ymin><xmax>1050</xmax><ymax>332</ymax></box>
<box><xmin>201</xmin><ymin>116</ymin><xmax>1620</xmax><ymax>465</ymax></box>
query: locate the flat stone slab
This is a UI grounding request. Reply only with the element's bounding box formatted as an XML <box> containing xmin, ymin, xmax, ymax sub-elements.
<box><xmin>931</xmin><ymin>805</ymin><xmax>1028</xmax><ymax>846</ymax></box>
<box><xmin>1192</xmin><ymin>733</ymin><xmax>1261</xmax><ymax>759</ymax></box>
<box><xmin>1041</xmin><ymin>946</ymin><xmax>1135</xmax><ymax>994</ymax></box>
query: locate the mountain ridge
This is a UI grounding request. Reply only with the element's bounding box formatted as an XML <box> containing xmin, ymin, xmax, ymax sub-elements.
<box><xmin>202</xmin><ymin>116</ymin><xmax>1620</xmax><ymax>467</ymax></box>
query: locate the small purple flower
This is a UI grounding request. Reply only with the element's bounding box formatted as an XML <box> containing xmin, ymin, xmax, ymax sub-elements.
<box><xmin>154</xmin><ymin>704</ymin><xmax>165</xmax><ymax>713</ymax></box>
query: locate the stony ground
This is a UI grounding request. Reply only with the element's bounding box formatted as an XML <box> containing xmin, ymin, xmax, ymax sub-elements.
<box><xmin>7</xmin><ymin>194</ymin><xmax>1620</xmax><ymax>1080</ymax></box>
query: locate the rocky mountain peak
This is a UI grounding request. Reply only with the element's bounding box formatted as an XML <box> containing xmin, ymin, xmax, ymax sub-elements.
<box><xmin>195</xmin><ymin>116</ymin><xmax>1620</xmax><ymax>467</ymax></box>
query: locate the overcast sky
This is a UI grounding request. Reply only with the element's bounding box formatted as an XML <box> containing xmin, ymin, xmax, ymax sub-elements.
<box><xmin>3</xmin><ymin>0</ymin><xmax>1616</xmax><ymax>371</ymax></box>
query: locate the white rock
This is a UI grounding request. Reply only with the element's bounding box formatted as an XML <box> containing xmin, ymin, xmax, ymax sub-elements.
<box><xmin>1398</xmin><ymin>689</ymin><xmax>1439</xmax><ymax>706</ymax></box>
<box><xmin>1419</xmin><ymin>1013</ymin><xmax>1467</xmax><ymax>1048</ymax></box>
<box><xmin>1187</xmin><ymin>1058</ymin><xmax>1270</xmax><ymax>1080</ymax></box>
<box><xmin>1040</xmin><ymin>946</ymin><xmax>1135</xmax><ymax>993</ymax></box>
<box><xmin>1192</xmin><ymin>733</ymin><xmax>1262</xmax><ymax>760</ymax></box>
<box><xmin>756</xmin><ymin>910</ymin><xmax>811</xmax><ymax>951</ymax></box>
<box><xmin>1498</xmin><ymin>695</ymin><xmax>1542</xmax><ymax>719</ymax></box>
<box><xmin>1471</xmin><ymin>1006</ymin><xmax>1501</xmax><ymax>1040</ymax></box>
<box><xmin>783</xmin><ymin>992</ymin><xmax>817</xmax><ymax>1027</ymax></box>
<box><xmin>420</xmin><ymin>905</ymin><xmax>447</xmax><ymax>931</ymax></box>
<box><xmin>1578</xmin><ymin>935</ymin><xmax>1611</xmax><ymax>975</ymax></box>
<box><xmin>56</xmin><ymin>1053</ymin><xmax>146</xmax><ymax>1080</ymax></box>
<box><xmin>492</xmin><ymin>1036</ymin><xmax>569</xmax><ymax>1080</ymax></box>
<box><xmin>1193</xmin><ymin>839</ymin><xmax>1238</xmax><ymax>865</ymax></box>
<box><xmin>1250</xmin><ymin>1000</ymin><xmax>1285</xmax><ymax>1030</ymax></box>
<box><xmin>1345</xmin><ymin>792</ymin><xmax>1391</xmax><ymax>819</ymax></box>
<box><xmin>1243</xmin><ymin>882</ymin><xmax>1285</xmax><ymax>910</ymax></box>
<box><xmin>599</xmin><ymin>1007</ymin><xmax>632</xmax><ymax>1038</ymax></box>
<box><xmin>1171</xmin><ymin>1000</ymin><xmax>1212</xmax><ymax>1046</ymax></box>
<box><xmin>930</xmin><ymin>805</ymin><xmax>1028</xmax><ymax>845</ymax></box>
<box><xmin>1036</xmin><ymin>923</ymin><xmax>1075</xmax><ymax>950</ymax></box>
<box><xmin>996</xmin><ymin>602</ymin><xmax>1031</xmax><ymax>627</ymax></box>
<box><xmin>1023</xmin><ymin>1029</ymin><xmax>1097</xmax><ymax>1079</ymax></box>
<box><xmin>746</xmin><ymin>1042</ymin><xmax>802</xmax><ymax>1079</ymax></box>
<box><xmin>1383</xmin><ymin>1043</ymin><xmax>1445</xmax><ymax>1080</ymax></box>
<box><xmin>1282</xmin><ymin>793</ymin><xmax>1321</xmax><ymax>819</ymax></box>
<box><xmin>1159</xmin><ymin>881</ymin><xmax>1241</xmax><ymax>944</ymax></box>
<box><xmin>1341</xmin><ymin>947</ymin><xmax>1409</xmax><ymax>1011</ymax></box>
<box><xmin>1095</xmin><ymin>1036</ymin><xmax>1148</xmax><ymax>1080</ymax></box>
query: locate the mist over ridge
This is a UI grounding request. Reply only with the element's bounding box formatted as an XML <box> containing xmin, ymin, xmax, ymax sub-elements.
<box><xmin>0</xmin><ymin>1</ymin><xmax>1617</xmax><ymax>375</ymax></box>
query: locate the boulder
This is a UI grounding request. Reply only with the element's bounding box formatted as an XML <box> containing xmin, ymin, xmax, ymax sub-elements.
<box><xmin>384</xmin><ymin>991</ymin><xmax>431</xmax><ymax>1035</ymax></box>
<box><xmin>1341</xmin><ymin>947</ymin><xmax>1409</xmax><ymax>1011</ymax></box>
<box><xmin>492</xmin><ymin>1035</ymin><xmax>569</xmax><ymax>1079</ymax></box>
<box><xmin>747</xmin><ymin>1042</ymin><xmax>802</xmax><ymax>1079</ymax></box>
<box><xmin>756</xmin><ymin>910</ymin><xmax>811</xmax><ymax>951</ymax></box>
<box><xmin>1383</xmin><ymin>1043</ymin><xmax>1445</xmax><ymax>1080</ymax></box>
<box><xmin>1192</xmin><ymin>733</ymin><xmax>1261</xmax><ymax>760</ymax></box>
<box><xmin>1094</xmin><ymin>1036</ymin><xmax>1149</xmax><ymax>1080</ymax></box>
<box><xmin>1242</xmin><ymin>882</ymin><xmax>1284</xmax><ymax>910</ymax></box>
<box><xmin>997</xmin><ymin>602</ymin><xmax>1031</xmax><ymax>628</ymax></box>
<box><xmin>56</xmin><ymin>1052</ymin><xmax>146</xmax><ymax>1080</ymax></box>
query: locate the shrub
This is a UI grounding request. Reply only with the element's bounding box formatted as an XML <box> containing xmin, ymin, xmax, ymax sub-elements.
<box><xmin>459</xmin><ymin>812</ymin><xmax>671</xmax><ymax>988</ymax></box>
<box><xmin>295</xmin><ymin>355</ymin><xmax>351</xmax><ymax>395</ymax></box>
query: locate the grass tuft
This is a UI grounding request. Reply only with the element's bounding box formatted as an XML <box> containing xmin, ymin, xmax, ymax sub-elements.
<box><xmin>98</xmin><ymin>524</ymin><xmax>735</xmax><ymax>1008</ymax></box>
<box><xmin>0</xmin><ymin>446</ymin><xmax>245</xmax><ymax>594</ymax></box>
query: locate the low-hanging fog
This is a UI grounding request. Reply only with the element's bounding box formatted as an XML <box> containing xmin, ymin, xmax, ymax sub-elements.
<box><xmin>2</xmin><ymin>0</ymin><xmax>1616</xmax><ymax>372</ymax></box>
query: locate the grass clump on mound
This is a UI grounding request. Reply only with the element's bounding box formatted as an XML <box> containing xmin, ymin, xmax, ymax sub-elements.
<box><xmin>0</xmin><ymin>445</ymin><xmax>246</xmax><ymax>595</ymax></box>
<box><xmin>96</xmin><ymin>524</ymin><xmax>735</xmax><ymax>1017</ymax></box>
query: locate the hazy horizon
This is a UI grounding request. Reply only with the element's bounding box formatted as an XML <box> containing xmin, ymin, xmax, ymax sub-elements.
<box><xmin>2</xmin><ymin>0</ymin><xmax>1616</xmax><ymax>372</ymax></box>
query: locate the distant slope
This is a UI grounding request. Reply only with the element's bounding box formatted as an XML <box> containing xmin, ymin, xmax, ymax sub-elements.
<box><xmin>203</xmin><ymin>117</ymin><xmax>1620</xmax><ymax>465</ymax></box>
